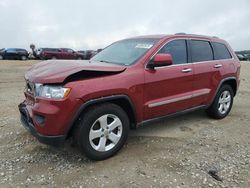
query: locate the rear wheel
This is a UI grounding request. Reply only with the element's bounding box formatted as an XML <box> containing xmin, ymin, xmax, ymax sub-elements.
<box><xmin>206</xmin><ymin>84</ymin><xmax>234</xmax><ymax>119</ymax></box>
<box><xmin>21</xmin><ymin>55</ymin><xmax>27</xmax><ymax>60</ymax></box>
<box><xmin>74</xmin><ymin>103</ymin><xmax>129</xmax><ymax>160</ymax></box>
<box><xmin>0</xmin><ymin>55</ymin><xmax>3</xmax><ymax>60</ymax></box>
<box><xmin>51</xmin><ymin>56</ymin><xmax>57</xmax><ymax>60</ymax></box>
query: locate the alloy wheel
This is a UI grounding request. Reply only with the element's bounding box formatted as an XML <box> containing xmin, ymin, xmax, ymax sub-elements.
<box><xmin>218</xmin><ymin>90</ymin><xmax>231</xmax><ymax>114</ymax></box>
<box><xmin>89</xmin><ymin>114</ymin><xmax>123</xmax><ymax>152</ymax></box>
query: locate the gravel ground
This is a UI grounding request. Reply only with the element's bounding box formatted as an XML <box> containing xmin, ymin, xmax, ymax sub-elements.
<box><xmin>0</xmin><ymin>60</ymin><xmax>249</xmax><ymax>188</ymax></box>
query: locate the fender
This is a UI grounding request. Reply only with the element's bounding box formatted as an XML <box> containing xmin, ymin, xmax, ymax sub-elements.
<box><xmin>208</xmin><ymin>76</ymin><xmax>237</xmax><ymax>106</ymax></box>
<box><xmin>65</xmin><ymin>95</ymin><xmax>137</xmax><ymax>136</ymax></box>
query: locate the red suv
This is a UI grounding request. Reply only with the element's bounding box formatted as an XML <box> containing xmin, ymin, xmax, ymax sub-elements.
<box><xmin>38</xmin><ymin>48</ymin><xmax>84</xmax><ymax>60</ymax></box>
<box><xmin>19</xmin><ymin>34</ymin><xmax>240</xmax><ymax>160</ymax></box>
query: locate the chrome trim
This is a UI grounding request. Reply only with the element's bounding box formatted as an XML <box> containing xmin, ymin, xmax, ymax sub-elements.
<box><xmin>150</xmin><ymin>58</ymin><xmax>234</xmax><ymax>70</ymax></box>
<box><xmin>145</xmin><ymin>37</ymin><xmax>235</xmax><ymax>70</ymax></box>
<box><xmin>192</xmin><ymin>89</ymin><xmax>210</xmax><ymax>97</ymax></box>
<box><xmin>214</xmin><ymin>64</ymin><xmax>222</xmax><ymax>68</ymax></box>
<box><xmin>148</xmin><ymin>95</ymin><xmax>192</xmax><ymax>108</ymax></box>
<box><xmin>148</xmin><ymin>89</ymin><xmax>210</xmax><ymax>108</ymax></box>
<box><xmin>182</xmin><ymin>68</ymin><xmax>192</xmax><ymax>73</ymax></box>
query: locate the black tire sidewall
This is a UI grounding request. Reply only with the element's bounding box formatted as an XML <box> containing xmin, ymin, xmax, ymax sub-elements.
<box><xmin>77</xmin><ymin>103</ymin><xmax>129</xmax><ymax>160</ymax></box>
<box><xmin>211</xmin><ymin>85</ymin><xmax>234</xmax><ymax>119</ymax></box>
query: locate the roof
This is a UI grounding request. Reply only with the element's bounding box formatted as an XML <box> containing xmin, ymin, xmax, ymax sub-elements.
<box><xmin>127</xmin><ymin>33</ymin><xmax>226</xmax><ymax>43</ymax></box>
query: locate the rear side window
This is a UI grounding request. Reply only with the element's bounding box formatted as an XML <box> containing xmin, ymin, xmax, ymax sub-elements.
<box><xmin>17</xmin><ymin>49</ymin><xmax>27</xmax><ymax>53</ymax></box>
<box><xmin>212</xmin><ymin>42</ymin><xmax>232</xmax><ymax>60</ymax></box>
<box><xmin>158</xmin><ymin>39</ymin><xmax>187</xmax><ymax>64</ymax></box>
<box><xmin>6</xmin><ymin>49</ymin><xmax>16</xmax><ymax>53</ymax></box>
<box><xmin>190</xmin><ymin>40</ymin><xmax>213</xmax><ymax>62</ymax></box>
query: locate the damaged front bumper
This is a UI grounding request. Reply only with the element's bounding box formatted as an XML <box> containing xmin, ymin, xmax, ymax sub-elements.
<box><xmin>18</xmin><ymin>102</ymin><xmax>66</xmax><ymax>147</ymax></box>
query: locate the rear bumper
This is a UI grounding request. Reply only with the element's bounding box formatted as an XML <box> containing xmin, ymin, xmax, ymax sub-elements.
<box><xmin>18</xmin><ymin>102</ymin><xmax>65</xmax><ymax>147</ymax></box>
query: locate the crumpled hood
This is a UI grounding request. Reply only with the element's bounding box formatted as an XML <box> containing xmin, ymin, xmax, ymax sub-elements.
<box><xmin>25</xmin><ymin>60</ymin><xmax>126</xmax><ymax>83</ymax></box>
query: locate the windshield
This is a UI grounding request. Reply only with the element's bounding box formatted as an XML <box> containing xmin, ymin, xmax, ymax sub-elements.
<box><xmin>91</xmin><ymin>38</ymin><xmax>159</xmax><ymax>65</ymax></box>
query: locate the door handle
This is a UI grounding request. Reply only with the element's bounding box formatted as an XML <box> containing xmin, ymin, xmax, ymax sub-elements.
<box><xmin>214</xmin><ymin>64</ymin><xmax>222</xmax><ymax>68</ymax></box>
<box><xmin>182</xmin><ymin>68</ymin><xmax>192</xmax><ymax>73</ymax></box>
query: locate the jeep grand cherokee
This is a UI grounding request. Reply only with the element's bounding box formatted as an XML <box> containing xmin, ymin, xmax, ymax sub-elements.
<box><xmin>19</xmin><ymin>34</ymin><xmax>240</xmax><ymax>160</ymax></box>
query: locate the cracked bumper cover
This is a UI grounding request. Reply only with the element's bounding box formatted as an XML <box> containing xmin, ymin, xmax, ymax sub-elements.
<box><xmin>18</xmin><ymin>102</ymin><xmax>66</xmax><ymax>147</ymax></box>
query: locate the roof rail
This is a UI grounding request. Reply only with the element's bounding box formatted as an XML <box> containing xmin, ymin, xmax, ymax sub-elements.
<box><xmin>175</xmin><ymin>32</ymin><xmax>186</xmax><ymax>35</ymax></box>
<box><xmin>175</xmin><ymin>33</ymin><xmax>220</xmax><ymax>39</ymax></box>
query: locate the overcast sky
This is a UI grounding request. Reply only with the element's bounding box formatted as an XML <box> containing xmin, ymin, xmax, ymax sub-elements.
<box><xmin>0</xmin><ymin>0</ymin><xmax>250</xmax><ymax>51</ymax></box>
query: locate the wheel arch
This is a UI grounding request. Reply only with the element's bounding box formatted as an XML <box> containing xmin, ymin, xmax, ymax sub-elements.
<box><xmin>66</xmin><ymin>95</ymin><xmax>137</xmax><ymax>138</ymax></box>
<box><xmin>222</xmin><ymin>78</ymin><xmax>237</xmax><ymax>96</ymax></box>
<box><xmin>209</xmin><ymin>77</ymin><xmax>237</xmax><ymax>107</ymax></box>
<box><xmin>216</xmin><ymin>77</ymin><xmax>237</xmax><ymax>96</ymax></box>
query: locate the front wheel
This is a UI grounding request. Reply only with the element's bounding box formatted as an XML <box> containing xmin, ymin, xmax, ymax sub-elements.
<box><xmin>0</xmin><ymin>55</ymin><xmax>3</xmax><ymax>60</ymax></box>
<box><xmin>75</xmin><ymin>103</ymin><xmax>129</xmax><ymax>160</ymax></box>
<box><xmin>206</xmin><ymin>84</ymin><xmax>234</xmax><ymax>119</ymax></box>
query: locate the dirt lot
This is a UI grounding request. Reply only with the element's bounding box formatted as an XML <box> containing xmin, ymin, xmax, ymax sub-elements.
<box><xmin>0</xmin><ymin>60</ymin><xmax>249</xmax><ymax>188</ymax></box>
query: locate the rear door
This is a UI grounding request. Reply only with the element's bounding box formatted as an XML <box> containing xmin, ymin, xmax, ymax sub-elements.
<box><xmin>17</xmin><ymin>49</ymin><xmax>27</xmax><ymax>58</ymax></box>
<box><xmin>144</xmin><ymin>39</ymin><xmax>194</xmax><ymax>120</ymax></box>
<box><xmin>189</xmin><ymin>40</ymin><xmax>223</xmax><ymax>106</ymax></box>
<box><xmin>210</xmin><ymin>42</ymin><xmax>234</xmax><ymax>97</ymax></box>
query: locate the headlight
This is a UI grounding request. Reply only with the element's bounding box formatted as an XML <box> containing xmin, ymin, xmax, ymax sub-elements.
<box><xmin>35</xmin><ymin>84</ymin><xmax>71</xmax><ymax>99</ymax></box>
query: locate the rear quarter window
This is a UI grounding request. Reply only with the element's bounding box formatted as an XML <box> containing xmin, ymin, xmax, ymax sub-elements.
<box><xmin>190</xmin><ymin>40</ymin><xmax>213</xmax><ymax>62</ymax></box>
<box><xmin>212</xmin><ymin>42</ymin><xmax>232</xmax><ymax>60</ymax></box>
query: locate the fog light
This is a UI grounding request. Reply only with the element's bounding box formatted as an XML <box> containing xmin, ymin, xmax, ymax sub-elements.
<box><xmin>35</xmin><ymin>114</ymin><xmax>45</xmax><ymax>125</ymax></box>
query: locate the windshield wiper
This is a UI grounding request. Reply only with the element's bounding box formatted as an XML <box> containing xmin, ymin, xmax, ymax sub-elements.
<box><xmin>92</xmin><ymin>59</ymin><xmax>125</xmax><ymax>66</ymax></box>
<box><xmin>99</xmin><ymin>60</ymin><xmax>113</xmax><ymax>64</ymax></box>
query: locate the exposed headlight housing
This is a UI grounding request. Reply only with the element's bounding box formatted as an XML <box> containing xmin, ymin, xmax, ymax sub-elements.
<box><xmin>35</xmin><ymin>84</ymin><xmax>71</xmax><ymax>99</ymax></box>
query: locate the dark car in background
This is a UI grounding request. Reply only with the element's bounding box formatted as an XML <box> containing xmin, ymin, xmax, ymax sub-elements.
<box><xmin>77</xmin><ymin>50</ymin><xmax>87</xmax><ymax>59</ymax></box>
<box><xmin>236</xmin><ymin>53</ymin><xmax>248</xmax><ymax>61</ymax></box>
<box><xmin>85</xmin><ymin>50</ymin><xmax>97</xmax><ymax>59</ymax></box>
<box><xmin>37</xmin><ymin>48</ymin><xmax>84</xmax><ymax>60</ymax></box>
<box><xmin>77</xmin><ymin>49</ymin><xmax>102</xmax><ymax>60</ymax></box>
<box><xmin>0</xmin><ymin>48</ymin><xmax>29</xmax><ymax>60</ymax></box>
<box><xmin>245</xmin><ymin>54</ymin><xmax>250</xmax><ymax>60</ymax></box>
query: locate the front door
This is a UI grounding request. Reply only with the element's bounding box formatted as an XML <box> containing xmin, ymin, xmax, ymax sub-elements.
<box><xmin>143</xmin><ymin>39</ymin><xmax>194</xmax><ymax>120</ymax></box>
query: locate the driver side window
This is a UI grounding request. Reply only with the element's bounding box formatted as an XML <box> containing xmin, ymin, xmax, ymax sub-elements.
<box><xmin>158</xmin><ymin>39</ymin><xmax>187</xmax><ymax>65</ymax></box>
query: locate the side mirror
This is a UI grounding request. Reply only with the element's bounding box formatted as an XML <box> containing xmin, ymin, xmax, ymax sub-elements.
<box><xmin>147</xmin><ymin>53</ymin><xmax>173</xmax><ymax>69</ymax></box>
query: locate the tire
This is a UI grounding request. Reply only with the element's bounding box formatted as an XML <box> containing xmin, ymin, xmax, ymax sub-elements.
<box><xmin>206</xmin><ymin>84</ymin><xmax>234</xmax><ymax>119</ymax></box>
<box><xmin>74</xmin><ymin>103</ymin><xmax>129</xmax><ymax>160</ymax></box>
<box><xmin>21</xmin><ymin>55</ymin><xmax>27</xmax><ymax>60</ymax></box>
<box><xmin>77</xmin><ymin>57</ymin><xmax>83</xmax><ymax>60</ymax></box>
<box><xmin>0</xmin><ymin>55</ymin><xmax>3</xmax><ymax>60</ymax></box>
<box><xmin>51</xmin><ymin>56</ymin><xmax>57</xmax><ymax>60</ymax></box>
